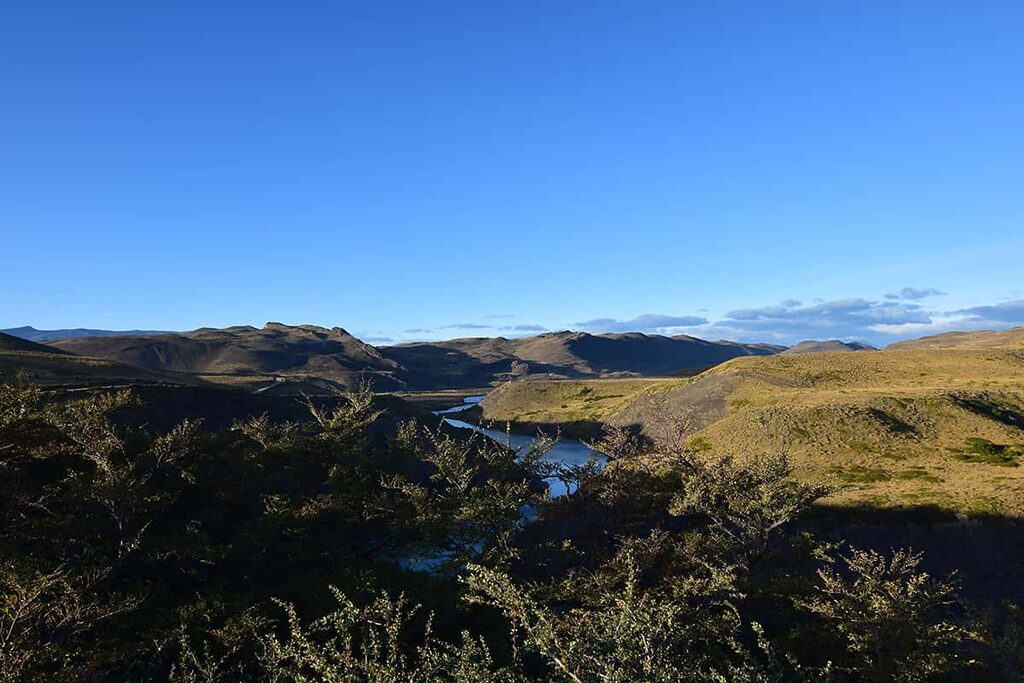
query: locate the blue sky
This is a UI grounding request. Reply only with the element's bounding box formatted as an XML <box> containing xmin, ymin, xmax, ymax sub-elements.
<box><xmin>2</xmin><ymin>1</ymin><xmax>1022</xmax><ymax>346</ymax></box>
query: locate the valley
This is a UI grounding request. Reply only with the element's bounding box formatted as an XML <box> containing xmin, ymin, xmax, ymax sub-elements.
<box><xmin>473</xmin><ymin>334</ymin><xmax>1024</xmax><ymax>516</ymax></box>
<box><xmin>7</xmin><ymin>323</ymin><xmax>1024</xmax><ymax>514</ymax></box>
<box><xmin>4</xmin><ymin>322</ymin><xmax>1023</xmax><ymax>679</ymax></box>
<box><xmin>12</xmin><ymin>321</ymin><xmax>1019</xmax><ymax>517</ymax></box>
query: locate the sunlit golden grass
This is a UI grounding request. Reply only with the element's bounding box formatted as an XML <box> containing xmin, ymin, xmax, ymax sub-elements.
<box><xmin>480</xmin><ymin>377</ymin><xmax>682</xmax><ymax>427</ymax></box>
<box><xmin>482</xmin><ymin>349</ymin><xmax>1024</xmax><ymax>515</ymax></box>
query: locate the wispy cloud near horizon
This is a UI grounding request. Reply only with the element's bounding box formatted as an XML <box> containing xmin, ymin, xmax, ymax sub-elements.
<box><xmin>685</xmin><ymin>294</ymin><xmax>1023</xmax><ymax>345</ymax></box>
<box><xmin>575</xmin><ymin>314</ymin><xmax>709</xmax><ymax>334</ymax></box>
<box><xmin>953</xmin><ymin>299</ymin><xmax>1024</xmax><ymax>323</ymax></box>
<box><xmin>885</xmin><ymin>287</ymin><xmax>947</xmax><ymax>301</ymax></box>
<box><xmin>378</xmin><ymin>291</ymin><xmax>1022</xmax><ymax>346</ymax></box>
<box><xmin>684</xmin><ymin>298</ymin><xmax>930</xmax><ymax>344</ymax></box>
<box><xmin>438</xmin><ymin>323</ymin><xmax>491</xmax><ymax>330</ymax></box>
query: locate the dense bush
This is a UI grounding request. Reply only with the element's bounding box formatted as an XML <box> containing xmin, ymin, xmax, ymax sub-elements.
<box><xmin>0</xmin><ymin>384</ymin><xmax>1019</xmax><ymax>681</ymax></box>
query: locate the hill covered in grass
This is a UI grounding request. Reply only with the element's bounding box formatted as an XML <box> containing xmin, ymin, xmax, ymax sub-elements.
<box><xmin>886</xmin><ymin>325</ymin><xmax>1024</xmax><ymax>350</ymax></box>
<box><xmin>477</xmin><ymin>377</ymin><xmax>676</xmax><ymax>437</ymax></box>
<box><xmin>480</xmin><ymin>346</ymin><xmax>1024</xmax><ymax>515</ymax></box>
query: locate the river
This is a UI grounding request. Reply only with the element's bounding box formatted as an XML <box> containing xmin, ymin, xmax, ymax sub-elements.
<box><xmin>434</xmin><ymin>395</ymin><xmax>605</xmax><ymax>497</ymax></box>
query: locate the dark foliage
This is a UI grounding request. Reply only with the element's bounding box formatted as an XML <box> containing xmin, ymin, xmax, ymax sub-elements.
<box><xmin>0</xmin><ymin>384</ymin><xmax>1018</xmax><ymax>681</ymax></box>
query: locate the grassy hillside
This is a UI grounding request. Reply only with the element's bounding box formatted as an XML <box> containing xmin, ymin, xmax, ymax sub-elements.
<box><xmin>482</xmin><ymin>348</ymin><xmax>1024</xmax><ymax>515</ymax></box>
<box><xmin>887</xmin><ymin>325</ymin><xmax>1024</xmax><ymax>350</ymax></box>
<box><xmin>477</xmin><ymin>377</ymin><xmax>679</xmax><ymax>436</ymax></box>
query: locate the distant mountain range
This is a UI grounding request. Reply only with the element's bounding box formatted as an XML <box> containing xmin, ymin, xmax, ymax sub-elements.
<box><xmin>0</xmin><ymin>322</ymin><xmax>795</xmax><ymax>392</ymax></box>
<box><xmin>381</xmin><ymin>331</ymin><xmax>784</xmax><ymax>389</ymax></box>
<box><xmin>0</xmin><ymin>332</ymin><xmax>200</xmax><ymax>387</ymax></box>
<box><xmin>781</xmin><ymin>339</ymin><xmax>876</xmax><ymax>354</ymax></box>
<box><xmin>0</xmin><ymin>331</ymin><xmax>73</xmax><ymax>355</ymax></box>
<box><xmin>1</xmin><ymin>326</ymin><xmax>173</xmax><ymax>342</ymax></box>
<box><xmin>2</xmin><ymin>321</ymin><xmax>929</xmax><ymax>391</ymax></box>
<box><xmin>49</xmin><ymin>323</ymin><xmax>403</xmax><ymax>391</ymax></box>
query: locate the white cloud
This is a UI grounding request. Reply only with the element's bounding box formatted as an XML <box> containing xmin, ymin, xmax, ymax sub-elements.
<box><xmin>575</xmin><ymin>314</ymin><xmax>709</xmax><ymax>334</ymax></box>
<box><xmin>884</xmin><ymin>286</ymin><xmax>947</xmax><ymax>301</ymax></box>
<box><xmin>438</xmin><ymin>323</ymin><xmax>491</xmax><ymax>330</ymax></box>
<box><xmin>953</xmin><ymin>299</ymin><xmax>1024</xmax><ymax>324</ymax></box>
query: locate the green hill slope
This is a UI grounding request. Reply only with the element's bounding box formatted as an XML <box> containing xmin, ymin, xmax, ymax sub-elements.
<box><xmin>481</xmin><ymin>348</ymin><xmax>1024</xmax><ymax>515</ymax></box>
<box><xmin>886</xmin><ymin>326</ymin><xmax>1024</xmax><ymax>350</ymax></box>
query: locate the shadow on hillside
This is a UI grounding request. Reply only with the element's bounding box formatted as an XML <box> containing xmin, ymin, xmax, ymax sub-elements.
<box><xmin>450</xmin><ymin>405</ymin><xmax>609</xmax><ymax>441</ymax></box>
<box><xmin>950</xmin><ymin>392</ymin><xmax>1024</xmax><ymax>429</ymax></box>
<box><xmin>381</xmin><ymin>345</ymin><xmax>582</xmax><ymax>390</ymax></box>
<box><xmin>799</xmin><ymin>504</ymin><xmax>1024</xmax><ymax>603</ymax></box>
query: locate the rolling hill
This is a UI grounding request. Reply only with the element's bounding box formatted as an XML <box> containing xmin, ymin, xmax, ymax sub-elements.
<box><xmin>479</xmin><ymin>347</ymin><xmax>1024</xmax><ymax>515</ymax></box>
<box><xmin>886</xmin><ymin>326</ymin><xmax>1024</xmax><ymax>350</ymax></box>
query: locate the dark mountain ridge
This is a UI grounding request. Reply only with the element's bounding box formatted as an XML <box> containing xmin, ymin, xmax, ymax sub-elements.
<box><xmin>2</xmin><ymin>325</ymin><xmax>173</xmax><ymax>342</ymax></box>
<box><xmin>0</xmin><ymin>331</ymin><xmax>73</xmax><ymax>355</ymax></box>
<box><xmin>781</xmin><ymin>339</ymin><xmax>877</xmax><ymax>354</ymax></box>
<box><xmin>45</xmin><ymin>324</ymin><xmax>786</xmax><ymax>391</ymax></box>
<box><xmin>0</xmin><ymin>332</ymin><xmax>204</xmax><ymax>388</ymax></box>
<box><xmin>52</xmin><ymin>323</ymin><xmax>404</xmax><ymax>389</ymax></box>
<box><xmin>381</xmin><ymin>331</ymin><xmax>783</xmax><ymax>387</ymax></box>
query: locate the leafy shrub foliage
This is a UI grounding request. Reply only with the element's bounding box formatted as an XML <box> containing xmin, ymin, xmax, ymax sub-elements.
<box><xmin>0</xmin><ymin>383</ymin><xmax>1017</xmax><ymax>680</ymax></box>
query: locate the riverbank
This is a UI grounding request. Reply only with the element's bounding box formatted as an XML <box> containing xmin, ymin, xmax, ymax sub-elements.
<box><xmin>472</xmin><ymin>377</ymin><xmax>680</xmax><ymax>438</ymax></box>
<box><xmin>385</xmin><ymin>387</ymin><xmax>494</xmax><ymax>411</ymax></box>
<box><xmin>434</xmin><ymin>395</ymin><xmax>605</xmax><ymax>497</ymax></box>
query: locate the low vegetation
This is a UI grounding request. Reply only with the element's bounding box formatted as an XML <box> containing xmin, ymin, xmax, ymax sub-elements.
<box><xmin>1</xmin><ymin>382</ymin><xmax>1021</xmax><ymax>680</ymax></box>
<box><xmin>955</xmin><ymin>437</ymin><xmax>1023</xmax><ymax>466</ymax></box>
